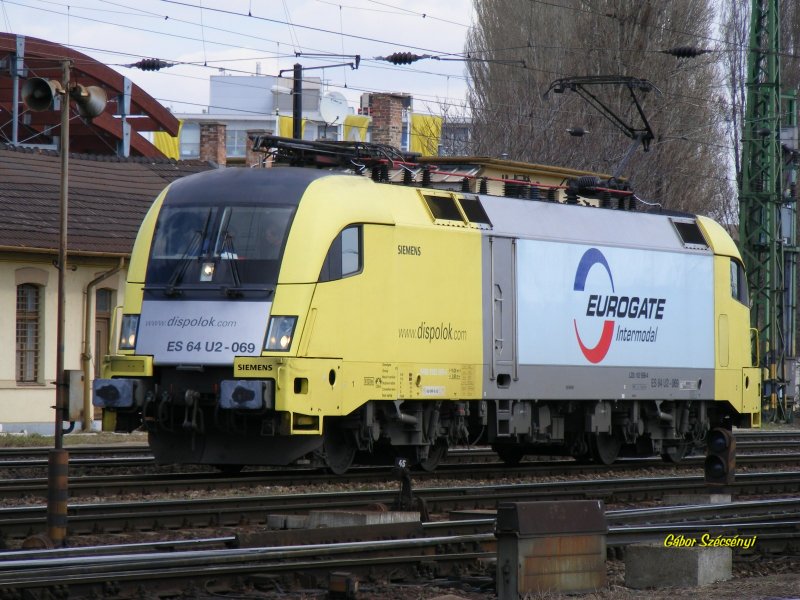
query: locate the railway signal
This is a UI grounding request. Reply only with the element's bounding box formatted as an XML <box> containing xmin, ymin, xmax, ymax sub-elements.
<box><xmin>704</xmin><ymin>428</ymin><xmax>736</xmax><ymax>486</ymax></box>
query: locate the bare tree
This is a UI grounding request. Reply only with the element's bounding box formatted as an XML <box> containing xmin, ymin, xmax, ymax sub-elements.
<box><xmin>466</xmin><ymin>0</ymin><xmax>732</xmax><ymax>218</ymax></box>
<box><xmin>781</xmin><ymin>2</ymin><xmax>800</xmax><ymax>92</ymax></box>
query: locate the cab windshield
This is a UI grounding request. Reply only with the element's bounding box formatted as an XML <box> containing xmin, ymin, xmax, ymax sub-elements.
<box><xmin>146</xmin><ymin>204</ymin><xmax>294</xmax><ymax>293</ymax></box>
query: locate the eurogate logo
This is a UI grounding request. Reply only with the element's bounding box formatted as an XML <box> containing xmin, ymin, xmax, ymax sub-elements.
<box><xmin>573</xmin><ymin>248</ymin><xmax>615</xmax><ymax>364</ymax></box>
<box><xmin>572</xmin><ymin>247</ymin><xmax>667</xmax><ymax>364</ymax></box>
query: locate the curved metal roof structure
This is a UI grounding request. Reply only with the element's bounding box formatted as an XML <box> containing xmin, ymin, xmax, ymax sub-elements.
<box><xmin>0</xmin><ymin>32</ymin><xmax>179</xmax><ymax>157</ymax></box>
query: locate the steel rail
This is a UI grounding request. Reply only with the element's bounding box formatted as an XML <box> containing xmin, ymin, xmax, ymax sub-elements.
<box><xmin>0</xmin><ymin>445</ymin><xmax>150</xmax><ymax>459</ymax></box>
<box><xmin>3</xmin><ymin>471</ymin><xmax>800</xmax><ymax>541</ymax></box>
<box><xmin>2</xmin><ymin>451</ymin><xmax>800</xmax><ymax>503</ymax></box>
<box><xmin>1</xmin><ymin>513</ymin><xmax>799</xmax><ymax>596</ymax></box>
<box><xmin>0</xmin><ymin>428</ymin><xmax>795</xmax><ymax>461</ymax></box>
<box><xmin>0</xmin><ymin>434</ymin><xmax>795</xmax><ymax>474</ymax></box>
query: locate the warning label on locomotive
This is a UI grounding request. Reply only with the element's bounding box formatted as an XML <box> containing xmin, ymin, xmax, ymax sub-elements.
<box><xmin>137</xmin><ymin>300</ymin><xmax>271</xmax><ymax>365</ymax></box>
<box><xmin>516</xmin><ymin>241</ymin><xmax>713</xmax><ymax>368</ymax></box>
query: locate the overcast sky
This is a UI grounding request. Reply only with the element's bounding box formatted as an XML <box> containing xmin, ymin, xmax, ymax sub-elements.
<box><xmin>4</xmin><ymin>0</ymin><xmax>475</xmax><ymax>115</ymax></box>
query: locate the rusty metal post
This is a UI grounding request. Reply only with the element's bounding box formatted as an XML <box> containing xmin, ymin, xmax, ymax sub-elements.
<box><xmin>47</xmin><ymin>448</ymin><xmax>69</xmax><ymax>544</ymax></box>
<box><xmin>47</xmin><ymin>59</ymin><xmax>71</xmax><ymax>547</ymax></box>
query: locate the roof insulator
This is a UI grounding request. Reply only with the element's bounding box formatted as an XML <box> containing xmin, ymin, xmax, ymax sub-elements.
<box><xmin>128</xmin><ymin>58</ymin><xmax>173</xmax><ymax>71</ymax></box>
<box><xmin>381</xmin><ymin>52</ymin><xmax>427</xmax><ymax>65</ymax></box>
<box><xmin>661</xmin><ymin>46</ymin><xmax>711</xmax><ymax>58</ymax></box>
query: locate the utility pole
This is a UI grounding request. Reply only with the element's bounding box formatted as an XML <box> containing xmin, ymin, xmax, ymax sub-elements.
<box><xmin>292</xmin><ymin>63</ymin><xmax>302</xmax><ymax>140</ymax></box>
<box><xmin>738</xmin><ymin>0</ymin><xmax>798</xmax><ymax>422</ymax></box>
<box><xmin>21</xmin><ymin>61</ymin><xmax>107</xmax><ymax>546</ymax></box>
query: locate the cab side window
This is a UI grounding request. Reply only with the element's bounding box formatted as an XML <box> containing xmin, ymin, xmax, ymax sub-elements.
<box><xmin>319</xmin><ymin>225</ymin><xmax>362</xmax><ymax>282</ymax></box>
<box><xmin>730</xmin><ymin>258</ymin><xmax>748</xmax><ymax>306</ymax></box>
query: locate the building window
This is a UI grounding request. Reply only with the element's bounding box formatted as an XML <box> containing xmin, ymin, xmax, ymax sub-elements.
<box><xmin>16</xmin><ymin>284</ymin><xmax>40</xmax><ymax>383</ymax></box>
<box><xmin>95</xmin><ymin>289</ymin><xmax>113</xmax><ymax>378</ymax></box>
<box><xmin>226</xmin><ymin>129</ymin><xmax>248</xmax><ymax>158</ymax></box>
<box><xmin>180</xmin><ymin>123</ymin><xmax>200</xmax><ymax>158</ymax></box>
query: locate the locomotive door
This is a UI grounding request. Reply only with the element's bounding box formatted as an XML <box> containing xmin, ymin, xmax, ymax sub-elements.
<box><xmin>490</xmin><ymin>236</ymin><xmax>517</xmax><ymax>384</ymax></box>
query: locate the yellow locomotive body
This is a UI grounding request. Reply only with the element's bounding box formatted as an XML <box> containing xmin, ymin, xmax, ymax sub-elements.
<box><xmin>95</xmin><ymin>161</ymin><xmax>759</xmax><ymax>472</ymax></box>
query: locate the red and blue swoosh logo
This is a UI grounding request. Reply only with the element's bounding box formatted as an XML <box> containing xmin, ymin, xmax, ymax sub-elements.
<box><xmin>573</xmin><ymin>248</ymin><xmax>614</xmax><ymax>363</ymax></box>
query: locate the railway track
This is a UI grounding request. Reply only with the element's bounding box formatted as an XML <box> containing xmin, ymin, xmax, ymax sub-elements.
<box><xmin>2</xmin><ymin>497</ymin><xmax>799</xmax><ymax>598</ymax></box>
<box><xmin>1</xmin><ymin>451</ymin><xmax>800</xmax><ymax>504</ymax></box>
<box><xmin>3</xmin><ymin>470</ymin><xmax>800</xmax><ymax>542</ymax></box>
<box><xmin>0</xmin><ymin>428</ymin><xmax>796</xmax><ymax>465</ymax></box>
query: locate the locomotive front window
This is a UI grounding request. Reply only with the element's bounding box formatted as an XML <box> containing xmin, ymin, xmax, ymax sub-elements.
<box><xmin>151</xmin><ymin>206</ymin><xmax>213</xmax><ymax>260</ymax></box>
<box><xmin>213</xmin><ymin>206</ymin><xmax>291</xmax><ymax>261</ymax></box>
<box><xmin>146</xmin><ymin>204</ymin><xmax>294</xmax><ymax>293</ymax></box>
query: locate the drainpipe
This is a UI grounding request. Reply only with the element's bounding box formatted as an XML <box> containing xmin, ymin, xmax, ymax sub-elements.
<box><xmin>81</xmin><ymin>257</ymin><xmax>125</xmax><ymax>432</ymax></box>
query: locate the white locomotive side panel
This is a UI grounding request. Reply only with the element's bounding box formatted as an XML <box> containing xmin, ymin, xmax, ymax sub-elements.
<box><xmin>517</xmin><ymin>240</ymin><xmax>714</xmax><ymax>368</ymax></box>
<box><xmin>137</xmin><ymin>300</ymin><xmax>271</xmax><ymax>365</ymax></box>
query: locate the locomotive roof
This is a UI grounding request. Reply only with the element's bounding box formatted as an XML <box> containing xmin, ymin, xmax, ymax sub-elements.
<box><xmin>480</xmin><ymin>193</ymin><xmax>702</xmax><ymax>254</ymax></box>
<box><xmin>164</xmin><ymin>165</ymin><xmax>338</xmax><ymax>207</ymax></box>
<box><xmin>160</xmin><ymin>164</ymin><xmax>730</xmax><ymax>258</ymax></box>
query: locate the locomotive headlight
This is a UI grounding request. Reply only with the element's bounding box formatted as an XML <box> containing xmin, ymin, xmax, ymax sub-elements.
<box><xmin>200</xmin><ymin>262</ymin><xmax>215</xmax><ymax>282</ymax></box>
<box><xmin>119</xmin><ymin>315</ymin><xmax>140</xmax><ymax>350</ymax></box>
<box><xmin>264</xmin><ymin>316</ymin><xmax>297</xmax><ymax>352</ymax></box>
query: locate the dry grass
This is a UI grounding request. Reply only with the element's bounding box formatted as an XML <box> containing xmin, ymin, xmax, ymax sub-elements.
<box><xmin>0</xmin><ymin>431</ymin><xmax>147</xmax><ymax>448</ymax></box>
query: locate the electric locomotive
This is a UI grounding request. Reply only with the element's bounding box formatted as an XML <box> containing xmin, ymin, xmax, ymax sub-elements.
<box><xmin>93</xmin><ymin>138</ymin><xmax>760</xmax><ymax>473</ymax></box>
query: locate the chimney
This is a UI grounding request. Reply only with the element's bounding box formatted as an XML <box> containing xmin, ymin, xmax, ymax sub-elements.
<box><xmin>368</xmin><ymin>93</ymin><xmax>409</xmax><ymax>149</ymax></box>
<box><xmin>199</xmin><ymin>121</ymin><xmax>227</xmax><ymax>166</ymax></box>
<box><xmin>246</xmin><ymin>129</ymin><xmax>273</xmax><ymax>168</ymax></box>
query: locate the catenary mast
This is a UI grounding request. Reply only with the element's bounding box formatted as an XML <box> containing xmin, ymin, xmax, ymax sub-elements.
<box><xmin>738</xmin><ymin>0</ymin><xmax>798</xmax><ymax>422</ymax></box>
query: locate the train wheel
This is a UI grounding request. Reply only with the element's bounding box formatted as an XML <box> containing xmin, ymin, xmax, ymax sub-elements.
<box><xmin>494</xmin><ymin>445</ymin><xmax>525</xmax><ymax>466</ymax></box>
<box><xmin>661</xmin><ymin>439</ymin><xmax>691</xmax><ymax>464</ymax></box>
<box><xmin>590</xmin><ymin>432</ymin><xmax>621</xmax><ymax>465</ymax></box>
<box><xmin>418</xmin><ymin>439</ymin><xmax>448</xmax><ymax>472</ymax></box>
<box><xmin>323</xmin><ymin>425</ymin><xmax>356</xmax><ymax>475</ymax></box>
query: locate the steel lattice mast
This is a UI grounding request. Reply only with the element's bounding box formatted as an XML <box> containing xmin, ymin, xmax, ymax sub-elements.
<box><xmin>738</xmin><ymin>0</ymin><xmax>797</xmax><ymax>421</ymax></box>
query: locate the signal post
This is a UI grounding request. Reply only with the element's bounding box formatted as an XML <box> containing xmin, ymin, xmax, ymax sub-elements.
<box><xmin>21</xmin><ymin>60</ymin><xmax>107</xmax><ymax>547</ymax></box>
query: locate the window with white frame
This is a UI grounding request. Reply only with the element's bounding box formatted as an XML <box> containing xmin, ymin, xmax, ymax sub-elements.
<box><xmin>180</xmin><ymin>123</ymin><xmax>200</xmax><ymax>158</ymax></box>
<box><xmin>16</xmin><ymin>284</ymin><xmax>41</xmax><ymax>383</ymax></box>
<box><xmin>226</xmin><ymin>129</ymin><xmax>248</xmax><ymax>158</ymax></box>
